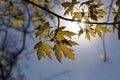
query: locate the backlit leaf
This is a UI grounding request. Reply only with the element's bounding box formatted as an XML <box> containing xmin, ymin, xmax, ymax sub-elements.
<box><xmin>34</xmin><ymin>41</ymin><xmax>52</xmax><ymax>60</ymax></box>
<box><xmin>62</xmin><ymin>0</ymin><xmax>80</xmax><ymax>15</ymax></box>
<box><xmin>56</xmin><ymin>26</ymin><xmax>76</xmax><ymax>40</ymax></box>
<box><xmin>60</xmin><ymin>43</ymin><xmax>75</xmax><ymax>60</ymax></box>
<box><xmin>95</xmin><ymin>25</ymin><xmax>111</xmax><ymax>39</ymax></box>
<box><xmin>0</xmin><ymin>50</ymin><xmax>3</xmax><ymax>55</ymax></box>
<box><xmin>61</xmin><ymin>39</ymin><xmax>78</xmax><ymax>47</ymax></box>
<box><xmin>35</xmin><ymin>22</ymin><xmax>51</xmax><ymax>39</ymax></box>
<box><xmin>12</xmin><ymin>19</ymin><xmax>23</xmax><ymax>27</ymax></box>
<box><xmin>97</xmin><ymin>10</ymin><xmax>108</xmax><ymax>17</ymax></box>
<box><xmin>113</xmin><ymin>24</ymin><xmax>118</xmax><ymax>32</ymax></box>
<box><xmin>32</xmin><ymin>15</ymin><xmax>43</xmax><ymax>27</ymax></box>
<box><xmin>72</xmin><ymin>12</ymin><xmax>82</xmax><ymax>20</ymax></box>
<box><xmin>32</xmin><ymin>0</ymin><xmax>40</xmax><ymax>13</ymax></box>
<box><xmin>78</xmin><ymin>29</ymin><xmax>84</xmax><ymax>37</ymax></box>
<box><xmin>54</xmin><ymin>44</ymin><xmax>62</xmax><ymax>62</ymax></box>
<box><xmin>85</xmin><ymin>29</ymin><xmax>91</xmax><ymax>41</ymax></box>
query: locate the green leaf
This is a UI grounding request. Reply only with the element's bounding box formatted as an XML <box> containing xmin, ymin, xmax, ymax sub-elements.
<box><xmin>34</xmin><ymin>41</ymin><xmax>52</xmax><ymax>60</ymax></box>
<box><xmin>62</xmin><ymin>0</ymin><xmax>80</xmax><ymax>15</ymax></box>
<box><xmin>35</xmin><ymin>22</ymin><xmax>51</xmax><ymax>39</ymax></box>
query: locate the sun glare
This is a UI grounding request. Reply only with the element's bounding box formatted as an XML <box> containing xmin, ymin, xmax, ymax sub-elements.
<box><xmin>67</xmin><ymin>22</ymin><xmax>80</xmax><ymax>33</ymax></box>
<box><xmin>80</xmin><ymin>22</ymin><xmax>85</xmax><ymax>29</ymax></box>
<box><xmin>62</xmin><ymin>20</ymin><xmax>86</xmax><ymax>34</ymax></box>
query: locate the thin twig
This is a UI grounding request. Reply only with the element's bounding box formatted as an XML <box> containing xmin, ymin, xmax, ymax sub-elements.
<box><xmin>23</xmin><ymin>0</ymin><xmax>120</xmax><ymax>25</ymax></box>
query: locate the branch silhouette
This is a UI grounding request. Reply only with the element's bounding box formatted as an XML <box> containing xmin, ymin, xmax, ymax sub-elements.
<box><xmin>23</xmin><ymin>0</ymin><xmax>120</xmax><ymax>25</ymax></box>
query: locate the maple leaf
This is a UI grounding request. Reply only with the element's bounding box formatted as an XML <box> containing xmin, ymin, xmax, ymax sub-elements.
<box><xmin>54</xmin><ymin>39</ymin><xmax>77</xmax><ymax>62</ymax></box>
<box><xmin>34</xmin><ymin>41</ymin><xmax>52</xmax><ymax>60</ymax></box>
<box><xmin>95</xmin><ymin>25</ymin><xmax>111</xmax><ymax>39</ymax></box>
<box><xmin>0</xmin><ymin>50</ymin><xmax>3</xmax><ymax>55</ymax></box>
<box><xmin>60</xmin><ymin>43</ymin><xmax>75</xmax><ymax>60</ymax></box>
<box><xmin>78</xmin><ymin>29</ymin><xmax>84</xmax><ymax>37</ymax></box>
<box><xmin>35</xmin><ymin>22</ymin><xmax>51</xmax><ymax>39</ymax></box>
<box><xmin>61</xmin><ymin>39</ymin><xmax>78</xmax><ymax>47</ymax></box>
<box><xmin>12</xmin><ymin>19</ymin><xmax>23</xmax><ymax>27</ymax></box>
<box><xmin>54</xmin><ymin>43</ymin><xmax>62</xmax><ymax>62</ymax></box>
<box><xmin>55</xmin><ymin>26</ymin><xmax>76</xmax><ymax>40</ymax></box>
<box><xmin>72</xmin><ymin>12</ymin><xmax>82</xmax><ymax>20</ymax></box>
<box><xmin>32</xmin><ymin>0</ymin><xmax>41</xmax><ymax>13</ymax></box>
<box><xmin>85</xmin><ymin>29</ymin><xmax>91</xmax><ymax>41</ymax></box>
<box><xmin>62</xmin><ymin>0</ymin><xmax>80</xmax><ymax>15</ymax></box>
<box><xmin>97</xmin><ymin>10</ymin><xmax>108</xmax><ymax>17</ymax></box>
<box><xmin>32</xmin><ymin>15</ymin><xmax>43</xmax><ymax>27</ymax></box>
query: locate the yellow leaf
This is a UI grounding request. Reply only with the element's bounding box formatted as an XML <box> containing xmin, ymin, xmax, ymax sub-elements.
<box><xmin>113</xmin><ymin>25</ymin><xmax>118</xmax><ymax>32</ymax></box>
<box><xmin>98</xmin><ymin>10</ymin><xmax>108</xmax><ymax>17</ymax></box>
<box><xmin>0</xmin><ymin>58</ymin><xmax>5</xmax><ymax>64</ymax></box>
<box><xmin>116</xmin><ymin>16</ymin><xmax>120</xmax><ymax>22</ymax></box>
<box><xmin>56</xmin><ymin>26</ymin><xmax>76</xmax><ymax>40</ymax></box>
<box><xmin>12</xmin><ymin>19</ymin><xmax>23</xmax><ymax>27</ymax></box>
<box><xmin>72</xmin><ymin>12</ymin><xmax>82</xmax><ymax>20</ymax></box>
<box><xmin>61</xmin><ymin>39</ymin><xmax>78</xmax><ymax>47</ymax></box>
<box><xmin>60</xmin><ymin>43</ymin><xmax>75</xmax><ymax>60</ymax></box>
<box><xmin>95</xmin><ymin>25</ymin><xmax>102</xmax><ymax>39</ymax></box>
<box><xmin>32</xmin><ymin>0</ymin><xmax>41</xmax><ymax>13</ymax></box>
<box><xmin>32</xmin><ymin>15</ymin><xmax>43</xmax><ymax>27</ymax></box>
<box><xmin>54</xmin><ymin>44</ymin><xmax>62</xmax><ymax>62</ymax></box>
<box><xmin>95</xmin><ymin>25</ymin><xmax>111</xmax><ymax>39</ymax></box>
<box><xmin>35</xmin><ymin>22</ymin><xmax>51</xmax><ymax>39</ymax></box>
<box><xmin>97</xmin><ymin>29</ymin><xmax>102</xmax><ymax>39</ymax></box>
<box><xmin>0</xmin><ymin>50</ymin><xmax>3</xmax><ymax>55</ymax></box>
<box><xmin>85</xmin><ymin>29</ymin><xmax>91</xmax><ymax>41</ymax></box>
<box><xmin>41</xmin><ymin>0</ymin><xmax>50</xmax><ymax>6</ymax></box>
<box><xmin>100</xmin><ymin>27</ymin><xmax>111</xmax><ymax>33</ymax></box>
<box><xmin>62</xmin><ymin>0</ymin><xmax>80</xmax><ymax>15</ymax></box>
<box><xmin>78</xmin><ymin>29</ymin><xmax>84</xmax><ymax>37</ymax></box>
<box><xmin>34</xmin><ymin>41</ymin><xmax>52</xmax><ymax>60</ymax></box>
<box><xmin>69</xmin><ymin>40</ymin><xmax>79</xmax><ymax>46</ymax></box>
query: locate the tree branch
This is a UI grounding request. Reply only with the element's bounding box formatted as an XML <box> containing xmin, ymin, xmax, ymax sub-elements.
<box><xmin>23</xmin><ymin>0</ymin><xmax>120</xmax><ymax>25</ymax></box>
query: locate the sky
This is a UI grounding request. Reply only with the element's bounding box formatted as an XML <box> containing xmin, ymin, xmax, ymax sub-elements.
<box><xmin>14</xmin><ymin>0</ymin><xmax>120</xmax><ymax>80</ymax></box>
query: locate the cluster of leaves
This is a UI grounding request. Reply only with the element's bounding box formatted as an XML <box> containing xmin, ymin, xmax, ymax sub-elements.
<box><xmin>0</xmin><ymin>0</ymin><xmax>25</xmax><ymax>27</ymax></box>
<box><xmin>34</xmin><ymin>23</ymin><xmax>78</xmax><ymax>62</ymax></box>
<box><xmin>0</xmin><ymin>0</ymin><xmax>120</xmax><ymax>63</ymax></box>
<box><xmin>62</xmin><ymin>0</ymin><xmax>112</xmax><ymax>40</ymax></box>
<box><xmin>112</xmin><ymin>0</ymin><xmax>120</xmax><ymax>39</ymax></box>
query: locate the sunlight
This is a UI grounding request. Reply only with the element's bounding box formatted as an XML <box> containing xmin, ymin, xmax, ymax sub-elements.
<box><xmin>66</xmin><ymin>22</ymin><xmax>80</xmax><ymax>33</ymax></box>
<box><xmin>80</xmin><ymin>22</ymin><xmax>85</xmax><ymax>29</ymax></box>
